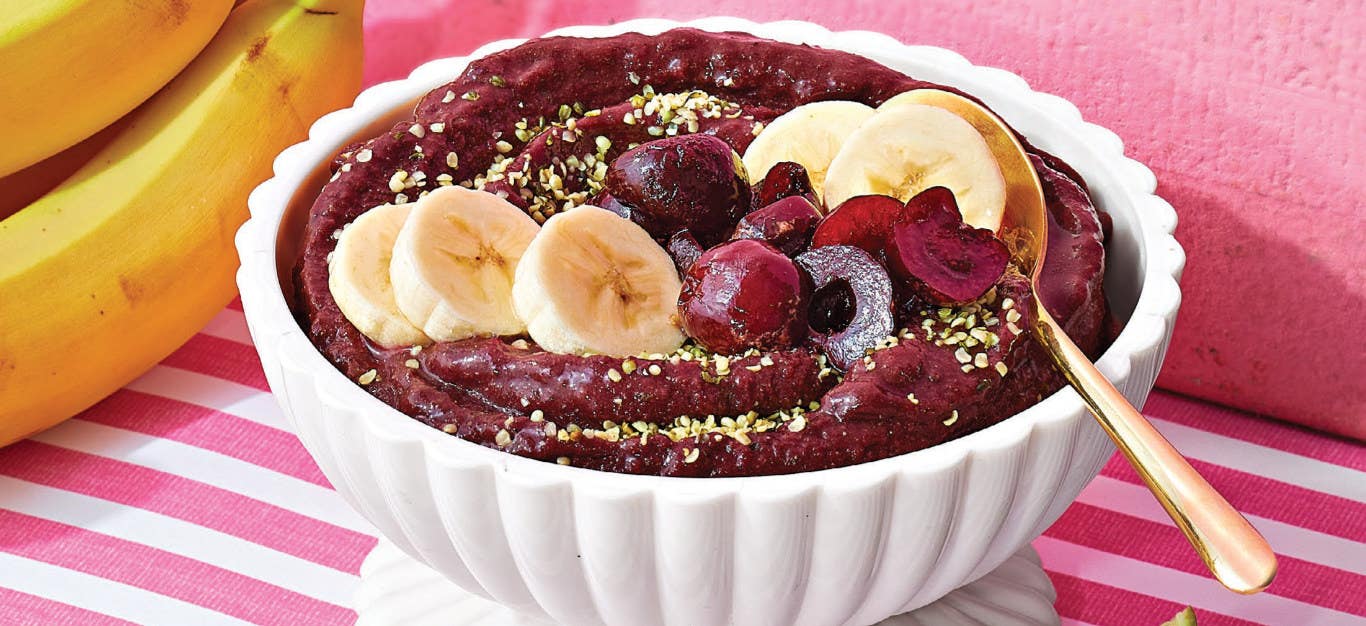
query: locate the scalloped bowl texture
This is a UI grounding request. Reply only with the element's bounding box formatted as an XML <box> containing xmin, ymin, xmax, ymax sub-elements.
<box><xmin>236</xmin><ymin>18</ymin><xmax>1184</xmax><ymax>626</ymax></box>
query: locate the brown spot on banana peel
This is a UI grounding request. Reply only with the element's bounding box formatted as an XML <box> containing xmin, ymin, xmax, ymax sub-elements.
<box><xmin>246</xmin><ymin>35</ymin><xmax>271</xmax><ymax>62</ymax></box>
<box><xmin>168</xmin><ymin>0</ymin><xmax>189</xmax><ymax>25</ymax></box>
<box><xmin>118</xmin><ymin>276</ymin><xmax>145</xmax><ymax>306</ymax></box>
<box><xmin>236</xmin><ymin>33</ymin><xmax>312</xmax><ymax>133</ymax></box>
<box><xmin>148</xmin><ymin>0</ymin><xmax>190</xmax><ymax>27</ymax></box>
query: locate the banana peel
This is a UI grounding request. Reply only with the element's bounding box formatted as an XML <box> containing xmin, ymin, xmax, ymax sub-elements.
<box><xmin>0</xmin><ymin>0</ymin><xmax>365</xmax><ymax>446</ymax></box>
<box><xmin>0</xmin><ymin>0</ymin><xmax>234</xmax><ymax>177</ymax></box>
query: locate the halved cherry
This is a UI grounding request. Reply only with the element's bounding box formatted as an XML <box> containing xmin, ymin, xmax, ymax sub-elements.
<box><xmin>795</xmin><ymin>245</ymin><xmax>894</xmax><ymax>371</ymax></box>
<box><xmin>885</xmin><ymin>188</ymin><xmax>1009</xmax><ymax>305</ymax></box>
<box><xmin>809</xmin><ymin>193</ymin><xmax>907</xmax><ymax>257</ymax></box>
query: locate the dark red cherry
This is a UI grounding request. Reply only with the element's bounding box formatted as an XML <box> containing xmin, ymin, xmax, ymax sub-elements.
<box><xmin>731</xmin><ymin>195</ymin><xmax>821</xmax><ymax>257</ymax></box>
<box><xmin>590</xmin><ymin>191</ymin><xmax>633</xmax><ymax>220</ymax></box>
<box><xmin>752</xmin><ymin>161</ymin><xmax>818</xmax><ymax>208</ymax></box>
<box><xmin>885</xmin><ymin>188</ymin><xmax>1009</xmax><ymax>305</ymax></box>
<box><xmin>604</xmin><ymin>135</ymin><xmax>750</xmax><ymax>246</ymax></box>
<box><xmin>666</xmin><ymin>229</ymin><xmax>704</xmax><ymax>275</ymax></box>
<box><xmin>678</xmin><ymin>239</ymin><xmax>811</xmax><ymax>354</ymax></box>
<box><xmin>794</xmin><ymin>245</ymin><xmax>895</xmax><ymax>371</ymax></box>
<box><xmin>809</xmin><ymin>194</ymin><xmax>909</xmax><ymax>257</ymax></box>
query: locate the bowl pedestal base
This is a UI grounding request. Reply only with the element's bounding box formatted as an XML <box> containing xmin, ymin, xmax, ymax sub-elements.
<box><xmin>356</xmin><ymin>539</ymin><xmax>1060</xmax><ymax>626</ymax></box>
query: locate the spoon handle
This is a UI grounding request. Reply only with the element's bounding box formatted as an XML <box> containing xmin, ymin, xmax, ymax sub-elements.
<box><xmin>1032</xmin><ymin>303</ymin><xmax>1277</xmax><ymax>594</ymax></box>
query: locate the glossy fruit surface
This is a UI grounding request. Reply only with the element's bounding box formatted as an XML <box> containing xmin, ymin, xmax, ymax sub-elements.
<box><xmin>731</xmin><ymin>195</ymin><xmax>821</xmax><ymax>257</ymax></box>
<box><xmin>679</xmin><ymin>239</ymin><xmax>811</xmax><ymax>354</ymax></box>
<box><xmin>590</xmin><ymin>191</ymin><xmax>632</xmax><ymax>220</ymax></box>
<box><xmin>885</xmin><ymin>187</ymin><xmax>1009</xmax><ymax>305</ymax></box>
<box><xmin>810</xmin><ymin>193</ymin><xmax>909</xmax><ymax>257</ymax></box>
<box><xmin>666</xmin><ymin>229</ymin><xmax>704</xmax><ymax>275</ymax></box>
<box><xmin>795</xmin><ymin>245</ymin><xmax>894</xmax><ymax>371</ymax></box>
<box><xmin>604</xmin><ymin>134</ymin><xmax>750</xmax><ymax>246</ymax></box>
<box><xmin>752</xmin><ymin>160</ymin><xmax>818</xmax><ymax>209</ymax></box>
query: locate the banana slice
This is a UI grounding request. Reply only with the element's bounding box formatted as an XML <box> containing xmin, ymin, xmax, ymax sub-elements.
<box><xmin>329</xmin><ymin>203</ymin><xmax>430</xmax><ymax>348</ymax></box>
<box><xmin>742</xmin><ymin>100</ymin><xmax>874</xmax><ymax>201</ymax></box>
<box><xmin>390</xmin><ymin>186</ymin><xmax>540</xmax><ymax>342</ymax></box>
<box><xmin>881</xmin><ymin>89</ymin><xmax>1043</xmax><ymax>236</ymax></box>
<box><xmin>513</xmin><ymin>206</ymin><xmax>685</xmax><ymax>357</ymax></box>
<box><xmin>822</xmin><ymin>103</ymin><xmax>1007</xmax><ymax>232</ymax></box>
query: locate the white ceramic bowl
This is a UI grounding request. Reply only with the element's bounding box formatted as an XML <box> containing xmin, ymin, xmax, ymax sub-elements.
<box><xmin>237</xmin><ymin>18</ymin><xmax>1183</xmax><ymax>626</ymax></box>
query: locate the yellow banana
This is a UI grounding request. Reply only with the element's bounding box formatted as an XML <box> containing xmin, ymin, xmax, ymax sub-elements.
<box><xmin>0</xmin><ymin>0</ymin><xmax>365</xmax><ymax>445</ymax></box>
<box><xmin>0</xmin><ymin>119</ymin><xmax>127</xmax><ymax>222</ymax></box>
<box><xmin>0</xmin><ymin>0</ymin><xmax>236</xmax><ymax>177</ymax></box>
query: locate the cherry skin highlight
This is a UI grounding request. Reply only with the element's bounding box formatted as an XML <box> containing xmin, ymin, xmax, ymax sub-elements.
<box><xmin>752</xmin><ymin>160</ymin><xmax>818</xmax><ymax>209</ymax></box>
<box><xmin>666</xmin><ymin>229</ymin><xmax>704</xmax><ymax>275</ymax></box>
<box><xmin>731</xmin><ymin>195</ymin><xmax>822</xmax><ymax>257</ymax></box>
<box><xmin>678</xmin><ymin>239</ymin><xmax>812</xmax><ymax>354</ymax></box>
<box><xmin>604</xmin><ymin>134</ymin><xmax>751</xmax><ymax>246</ymax></box>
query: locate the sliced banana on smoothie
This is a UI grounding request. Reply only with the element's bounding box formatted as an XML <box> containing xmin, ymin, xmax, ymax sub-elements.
<box><xmin>882</xmin><ymin>89</ymin><xmax>1044</xmax><ymax>236</ymax></box>
<box><xmin>822</xmin><ymin>102</ymin><xmax>1007</xmax><ymax>232</ymax></box>
<box><xmin>742</xmin><ymin>100</ymin><xmax>875</xmax><ymax>200</ymax></box>
<box><xmin>390</xmin><ymin>186</ymin><xmax>540</xmax><ymax>342</ymax></box>
<box><xmin>513</xmin><ymin>206</ymin><xmax>685</xmax><ymax>357</ymax></box>
<box><xmin>329</xmin><ymin>203</ymin><xmax>431</xmax><ymax>348</ymax></box>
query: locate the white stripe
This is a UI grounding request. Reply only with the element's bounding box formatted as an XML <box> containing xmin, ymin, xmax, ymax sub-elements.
<box><xmin>0</xmin><ymin>476</ymin><xmax>358</xmax><ymax>607</ymax></box>
<box><xmin>1078</xmin><ymin>475</ymin><xmax>1366</xmax><ymax>574</ymax></box>
<box><xmin>199</xmin><ymin>309</ymin><xmax>254</xmax><ymax>346</ymax></box>
<box><xmin>1035</xmin><ymin>536</ymin><xmax>1366</xmax><ymax>625</ymax></box>
<box><xmin>0</xmin><ymin>552</ymin><xmax>251</xmax><ymax>626</ymax></box>
<box><xmin>1150</xmin><ymin>417</ymin><xmax>1366</xmax><ymax>503</ymax></box>
<box><xmin>125</xmin><ymin>365</ymin><xmax>289</xmax><ymax>431</ymax></box>
<box><xmin>29</xmin><ymin>419</ymin><xmax>373</xmax><ymax>535</ymax></box>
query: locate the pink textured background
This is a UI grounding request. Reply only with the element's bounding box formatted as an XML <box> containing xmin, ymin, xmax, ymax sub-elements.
<box><xmin>360</xmin><ymin>0</ymin><xmax>1365</xmax><ymax>439</ymax></box>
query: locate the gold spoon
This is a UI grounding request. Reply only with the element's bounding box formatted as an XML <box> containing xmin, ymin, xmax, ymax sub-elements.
<box><xmin>894</xmin><ymin>89</ymin><xmax>1278</xmax><ymax>594</ymax></box>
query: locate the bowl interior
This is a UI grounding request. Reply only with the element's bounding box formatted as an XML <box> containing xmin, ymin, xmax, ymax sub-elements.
<box><xmin>264</xmin><ymin>31</ymin><xmax>1153</xmax><ymax>488</ymax></box>
<box><xmin>275</xmin><ymin>95</ymin><xmax>421</xmax><ymax>310</ymax></box>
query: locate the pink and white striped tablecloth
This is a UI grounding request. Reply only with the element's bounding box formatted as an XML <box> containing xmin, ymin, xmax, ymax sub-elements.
<box><xmin>0</xmin><ymin>302</ymin><xmax>1362</xmax><ymax>625</ymax></box>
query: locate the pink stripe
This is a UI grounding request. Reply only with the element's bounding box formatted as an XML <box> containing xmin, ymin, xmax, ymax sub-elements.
<box><xmin>0</xmin><ymin>510</ymin><xmax>352</xmax><ymax>626</ymax></box>
<box><xmin>1146</xmin><ymin>392</ymin><xmax>1366</xmax><ymax>472</ymax></box>
<box><xmin>0</xmin><ymin>586</ymin><xmax>137</xmax><ymax>626</ymax></box>
<box><xmin>1102</xmin><ymin>456</ymin><xmax>1366</xmax><ymax>541</ymax></box>
<box><xmin>160</xmin><ymin>334</ymin><xmax>269</xmax><ymax>391</ymax></box>
<box><xmin>1049</xmin><ymin>571</ymin><xmax>1261</xmax><ymax>626</ymax></box>
<box><xmin>227</xmin><ymin>296</ymin><xmax>244</xmax><ymax>311</ymax></box>
<box><xmin>77</xmin><ymin>390</ymin><xmax>330</xmax><ymax>487</ymax></box>
<box><xmin>1046</xmin><ymin>503</ymin><xmax>1366</xmax><ymax>615</ymax></box>
<box><xmin>0</xmin><ymin>441</ymin><xmax>373</xmax><ymax>573</ymax></box>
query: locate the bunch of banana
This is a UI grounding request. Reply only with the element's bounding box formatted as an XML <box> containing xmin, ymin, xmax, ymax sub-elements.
<box><xmin>0</xmin><ymin>0</ymin><xmax>233</xmax><ymax>178</ymax></box>
<box><xmin>0</xmin><ymin>0</ymin><xmax>365</xmax><ymax>445</ymax></box>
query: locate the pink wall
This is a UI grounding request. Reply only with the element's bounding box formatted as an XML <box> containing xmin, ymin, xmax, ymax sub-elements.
<box><xmin>361</xmin><ymin>0</ymin><xmax>1365</xmax><ymax>439</ymax></box>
